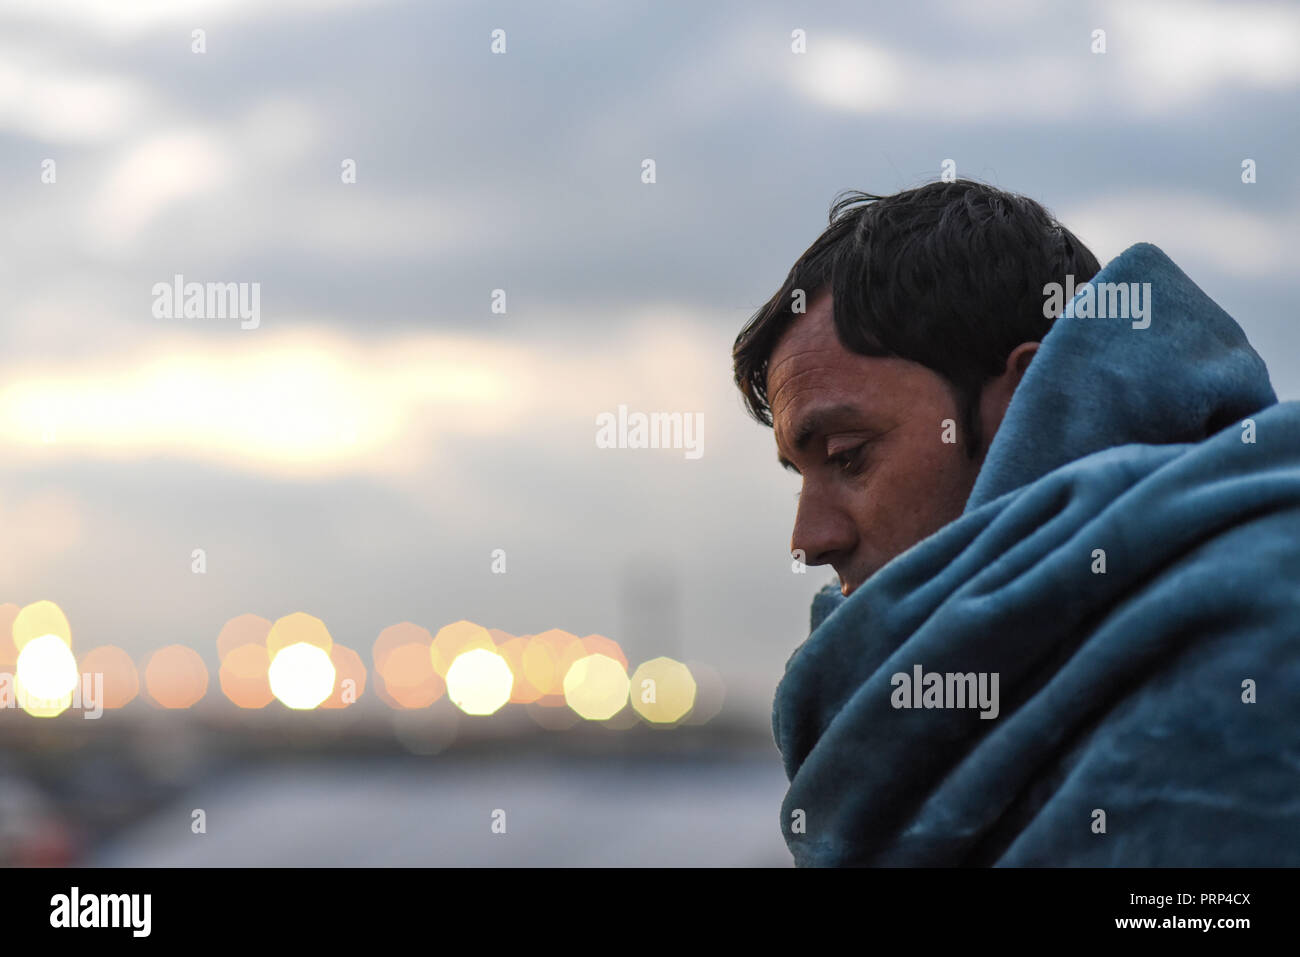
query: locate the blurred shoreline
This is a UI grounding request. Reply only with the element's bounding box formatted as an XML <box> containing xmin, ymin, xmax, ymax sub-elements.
<box><xmin>1</xmin><ymin>708</ymin><xmax>785</xmax><ymax>866</ymax></box>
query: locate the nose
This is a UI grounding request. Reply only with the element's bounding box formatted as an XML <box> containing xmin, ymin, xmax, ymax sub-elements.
<box><xmin>790</xmin><ymin>483</ymin><xmax>856</xmax><ymax>569</ymax></box>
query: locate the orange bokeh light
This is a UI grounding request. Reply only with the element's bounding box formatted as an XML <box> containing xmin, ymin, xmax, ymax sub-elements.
<box><xmin>319</xmin><ymin>644</ymin><xmax>366</xmax><ymax>709</ymax></box>
<box><xmin>372</xmin><ymin>622</ymin><xmax>432</xmax><ymax>672</ymax></box>
<box><xmin>497</xmin><ymin>635</ymin><xmax>542</xmax><ymax>704</ymax></box>
<box><xmin>266</xmin><ymin>612</ymin><xmax>333</xmax><ymax>658</ymax></box>
<box><xmin>143</xmin><ymin>645</ymin><xmax>209</xmax><ymax>709</ymax></box>
<box><xmin>373</xmin><ymin>623</ymin><xmax>444</xmax><ymax>710</ymax></box>
<box><xmin>216</xmin><ymin>614</ymin><xmax>272</xmax><ymax>663</ymax></box>
<box><xmin>380</xmin><ymin>644</ymin><xmax>445</xmax><ymax>709</ymax></box>
<box><xmin>0</xmin><ymin>603</ymin><xmax>19</xmax><ymax>670</ymax></box>
<box><xmin>79</xmin><ymin>645</ymin><xmax>139</xmax><ymax>709</ymax></box>
<box><xmin>219</xmin><ymin>643</ymin><xmax>273</xmax><ymax>709</ymax></box>
<box><xmin>524</xmin><ymin>629</ymin><xmax>584</xmax><ymax>705</ymax></box>
<box><xmin>580</xmin><ymin>633</ymin><xmax>628</xmax><ymax>670</ymax></box>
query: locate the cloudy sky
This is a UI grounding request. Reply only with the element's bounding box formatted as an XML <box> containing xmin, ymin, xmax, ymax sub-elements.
<box><xmin>1</xmin><ymin>0</ymin><xmax>1297</xmax><ymax>727</ymax></box>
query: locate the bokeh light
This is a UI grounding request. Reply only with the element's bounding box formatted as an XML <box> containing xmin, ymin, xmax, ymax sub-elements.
<box><xmin>15</xmin><ymin>634</ymin><xmax>79</xmax><ymax>717</ymax></box>
<box><xmin>143</xmin><ymin>645</ymin><xmax>209</xmax><ymax>709</ymax></box>
<box><xmin>79</xmin><ymin>645</ymin><xmax>140</xmax><ymax>709</ymax></box>
<box><xmin>681</xmin><ymin>660</ymin><xmax>726</xmax><ymax>725</ymax></box>
<box><xmin>497</xmin><ymin>634</ymin><xmax>543</xmax><ymax>704</ymax></box>
<box><xmin>521</xmin><ymin>635</ymin><xmax>559</xmax><ymax>700</ymax></box>
<box><xmin>563</xmin><ymin>653</ymin><xmax>630</xmax><ymax>720</ymax></box>
<box><xmin>15</xmin><ymin>634</ymin><xmax>78</xmax><ymax>700</ymax></box>
<box><xmin>268</xmin><ymin>642</ymin><xmax>336</xmax><ymax>710</ymax></box>
<box><xmin>523</xmin><ymin>628</ymin><xmax>586</xmax><ymax>705</ymax></box>
<box><xmin>319</xmin><ymin>644</ymin><xmax>366</xmax><ymax>709</ymax></box>
<box><xmin>579</xmin><ymin>633</ymin><xmax>628</xmax><ymax>669</ymax></box>
<box><xmin>216</xmin><ymin>613</ymin><xmax>272</xmax><ymax>663</ymax></box>
<box><xmin>11</xmin><ymin>600</ymin><xmax>71</xmax><ymax>653</ymax></box>
<box><xmin>629</xmin><ymin>657</ymin><xmax>697</xmax><ymax>725</ymax></box>
<box><xmin>373</xmin><ymin>623</ymin><xmax>443</xmax><ymax>709</ymax></box>
<box><xmin>445</xmin><ymin>647</ymin><xmax>513</xmax><ymax>716</ymax></box>
<box><xmin>431</xmin><ymin>620</ymin><xmax>495</xmax><ymax>678</ymax></box>
<box><xmin>0</xmin><ymin>603</ymin><xmax>20</xmax><ymax>671</ymax></box>
<box><xmin>266</xmin><ymin>612</ymin><xmax>333</xmax><ymax>658</ymax></box>
<box><xmin>219</xmin><ymin>643</ymin><xmax>273</xmax><ymax>709</ymax></box>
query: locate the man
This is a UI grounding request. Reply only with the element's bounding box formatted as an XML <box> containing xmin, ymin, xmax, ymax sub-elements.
<box><xmin>733</xmin><ymin>180</ymin><xmax>1300</xmax><ymax>865</ymax></box>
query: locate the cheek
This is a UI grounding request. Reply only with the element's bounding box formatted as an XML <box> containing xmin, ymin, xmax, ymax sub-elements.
<box><xmin>906</xmin><ymin>444</ymin><xmax>976</xmax><ymax>530</ymax></box>
<box><xmin>857</xmin><ymin>440</ymin><xmax>972</xmax><ymax>540</ymax></box>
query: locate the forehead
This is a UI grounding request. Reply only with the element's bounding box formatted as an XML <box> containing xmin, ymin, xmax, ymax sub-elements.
<box><xmin>767</xmin><ymin>295</ymin><xmax>872</xmax><ymax>424</ymax></box>
<box><xmin>766</xmin><ymin>295</ymin><xmax>921</xmax><ymax>462</ymax></box>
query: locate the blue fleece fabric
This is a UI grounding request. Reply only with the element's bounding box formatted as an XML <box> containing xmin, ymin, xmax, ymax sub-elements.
<box><xmin>771</xmin><ymin>243</ymin><xmax>1300</xmax><ymax>865</ymax></box>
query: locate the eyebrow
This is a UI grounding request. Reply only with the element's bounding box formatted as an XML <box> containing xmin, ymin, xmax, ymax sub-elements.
<box><xmin>777</xmin><ymin>403</ymin><xmax>865</xmax><ymax>473</ymax></box>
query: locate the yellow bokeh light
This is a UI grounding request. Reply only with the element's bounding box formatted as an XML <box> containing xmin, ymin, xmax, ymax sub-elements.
<box><xmin>16</xmin><ymin>634</ymin><xmax>79</xmax><ymax>700</ymax></box>
<box><xmin>431</xmin><ymin>620</ymin><xmax>495</xmax><ymax>678</ymax></box>
<box><xmin>268</xmin><ymin>642</ymin><xmax>336</xmax><ymax>710</ymax></box>
<box><xmin>19</xmin><ymin>696</ymin><xmax>71</xmax><ymax>718</ymax></box>
<box><xmin>445</xmin><ymin>647</ymin><xmax>513</xmax><ymax>716</ymax></box>
<box><xmin>15</xmin><ymin>634</ymin><xmax>78</xmax><ymax>717</ymax></box>
<box><xmin>498</xmin><ymin>635</ymin><xmax>543</xmax><ymax>704</ymax></box>
<box><xmin>562</xmin><ymin>653</ymin><xmax>629</xmax><ymax>720</ymax></box>
<box><xmin>521</xmin><ymin>636</ymin><xmax>559</xmax><ymax>697</ymax></box>
<box><xmin>629</xmin><ymin>657</ymin><xmax>697</xmax><ymax>725</ymax></box>
<box><xmin>12</xmin><ymin>600</ymin><xmax>71</xmax><ymax>653</ymax></box>
<box><xmin>521</xmin><ymin>629</ymin><xmax>585</xmax><ymax>704</ymax></box>
<box><xmin>266</xmin><ymin>612</ymin><xmax>333</xmax><ymax>659</ymax></box>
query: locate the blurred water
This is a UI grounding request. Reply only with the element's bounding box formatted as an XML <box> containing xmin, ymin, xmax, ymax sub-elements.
<box><xmin>89</xmin><ymin>751</ymin><xmax>793</xmax><ymax>867</ymax></box>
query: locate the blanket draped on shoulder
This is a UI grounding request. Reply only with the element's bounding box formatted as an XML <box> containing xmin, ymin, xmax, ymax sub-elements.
<box><xmin>772</xmin><ymin>243</ymin><xmax>1300</xmax><ymax>866</ymax></box>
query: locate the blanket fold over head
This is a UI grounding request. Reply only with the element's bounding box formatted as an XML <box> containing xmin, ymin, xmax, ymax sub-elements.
<box><xmin>773</xmin><ymin>242</ymin><xmax>1300</xmax><ymax>865</ymax></box>
<box><xmin>966</xmin><ymin>242</ymin><xmax>1277</xmax><ymax>510</ymax></box>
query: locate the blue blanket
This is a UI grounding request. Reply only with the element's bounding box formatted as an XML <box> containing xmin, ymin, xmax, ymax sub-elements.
<box><xmin>772</xmin><ymin>243</ymin><xmax>1300</xmax><ymax>865</ymax></box>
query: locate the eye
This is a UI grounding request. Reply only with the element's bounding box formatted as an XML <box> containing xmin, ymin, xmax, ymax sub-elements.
<box><xmin>828</xmin><ymin>444</ymin><xmax>867</xmax><ymax>475</ymax></box>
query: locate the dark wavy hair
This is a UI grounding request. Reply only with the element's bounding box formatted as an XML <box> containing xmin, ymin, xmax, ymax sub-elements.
<box><xmin>732</xmin><ymin>179</ymin><xmax>1101</xmax><ymax>456</ymax></box>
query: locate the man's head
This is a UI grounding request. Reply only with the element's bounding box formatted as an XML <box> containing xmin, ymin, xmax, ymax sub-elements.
<box><xmin>733</xmin><ymin>179</ymin><xmax>1100</xmax><ymax>595</ymax></box>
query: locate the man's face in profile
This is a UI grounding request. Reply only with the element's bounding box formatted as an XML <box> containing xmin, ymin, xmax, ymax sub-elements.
<box><xmin>768</xmin><ymin>289</ymin><xmax>992</xmax><ymax>597</ymax></box>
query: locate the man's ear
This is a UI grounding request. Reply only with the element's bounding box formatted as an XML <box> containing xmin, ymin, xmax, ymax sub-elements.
<box><xmin>977</xmin><ymin>341</ymin><xmax>1039</xmax><ymax>450</ymax></box>
<box><xmin>1007</xmin><ymin>341</ymin><xmax>1038</xmax><ymax>388</ymax></box>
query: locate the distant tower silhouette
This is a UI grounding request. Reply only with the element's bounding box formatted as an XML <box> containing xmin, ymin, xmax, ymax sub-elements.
<box><xmin>618</xmin><ymin>555</ymin><xmax>681</xmax><ymax>664</ymax></box>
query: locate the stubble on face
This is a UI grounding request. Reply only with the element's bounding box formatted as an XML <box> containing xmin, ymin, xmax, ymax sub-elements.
<box><xmin>767</xmin><ymin>292</ymin><xmax>983</xmax><ymax>595</ymax></box>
